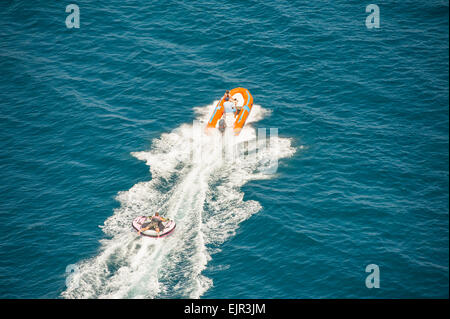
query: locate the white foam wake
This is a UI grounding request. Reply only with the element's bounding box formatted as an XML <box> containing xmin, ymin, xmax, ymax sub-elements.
<box><xmin>62</xmin><ymin>102</ymin><xmax>296</xmax><ymax>299</ymax></box>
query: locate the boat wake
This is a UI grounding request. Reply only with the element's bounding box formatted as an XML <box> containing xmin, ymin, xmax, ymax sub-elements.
<box><xmin>62</xmin><ymin>102</ymin><xmax>296</xmax><ymax>299</ymax></box>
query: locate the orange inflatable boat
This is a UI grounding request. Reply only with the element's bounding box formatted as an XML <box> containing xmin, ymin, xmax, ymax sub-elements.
<box><xmin>206</xmin><ymin>87</ymin><xmax>254</xmax><ymax>136</ymax></box>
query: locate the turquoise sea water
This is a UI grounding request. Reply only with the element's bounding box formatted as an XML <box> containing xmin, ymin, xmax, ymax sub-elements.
<box><xmin>0</xmin><ymin>1</ymin><xmax>448</xmax><ymax>298</ymax></box>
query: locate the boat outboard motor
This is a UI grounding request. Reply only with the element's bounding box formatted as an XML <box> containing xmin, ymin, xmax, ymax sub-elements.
<box><xmin>218</xmin><ymin>118</ymin><xmax>226</xmax><ymax>134</ymax></box>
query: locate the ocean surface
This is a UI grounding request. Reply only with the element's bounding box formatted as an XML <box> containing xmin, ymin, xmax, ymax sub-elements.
<box><xmin>0</xmin><ymin>1</ymin><xmax>448</xmax><ymax>299</ymax></box>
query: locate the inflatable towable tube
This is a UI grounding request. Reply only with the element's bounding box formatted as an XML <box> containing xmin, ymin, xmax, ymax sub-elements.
<box><xmin>132</xmin><ymin>216</ymin><xmax>176</xmax><ymax>238</ymax></box>
<box><xmin>206</xmin><ymin>87</ymin><xmax>254</xmax><ymax>136</ymax></box>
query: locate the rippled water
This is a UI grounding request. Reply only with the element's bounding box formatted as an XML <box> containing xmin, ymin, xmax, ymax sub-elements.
<box><xmin>0</xmin><ymin>1</ymin><xmax>448</xmax><ymax>298</ymax></box>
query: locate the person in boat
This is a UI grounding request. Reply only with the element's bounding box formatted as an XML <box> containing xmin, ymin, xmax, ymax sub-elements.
<box><xmin>223</xmin><ymin>90</ymin><xmax>241</xmax><ymax>116</ymax></box>
<box><xmin>138</xmin><ymin>212</ymin><xmax>167</xmax><ymax>237</ymax></box>
<box><xmin>223</xmin><ymin>90</ymin><xmax>236</xmax><ymax>104</ymax></box>
<box><xmin>223</xmin><ymin>90</ymin><xmax>237</xmax><ymax>118</ymax></box>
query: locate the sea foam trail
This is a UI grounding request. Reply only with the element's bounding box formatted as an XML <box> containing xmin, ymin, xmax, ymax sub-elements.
<box><xmin>62</xmin><ymin>103</ymin><xmax>296</xmax><ymax>299</ymax></box>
